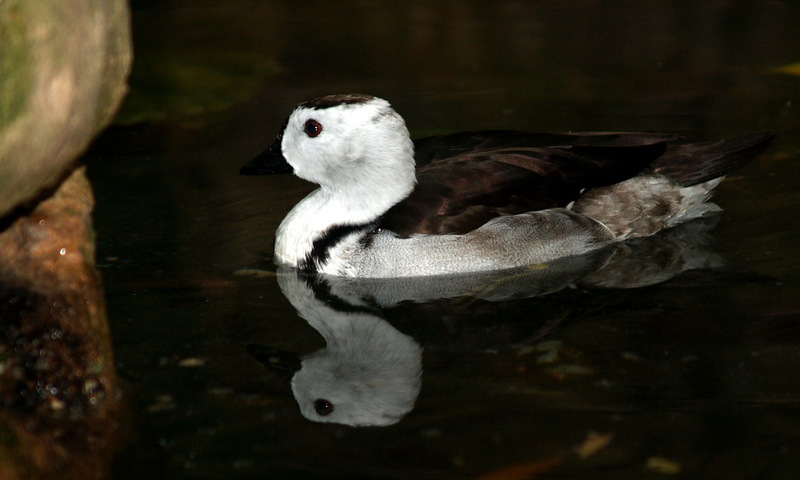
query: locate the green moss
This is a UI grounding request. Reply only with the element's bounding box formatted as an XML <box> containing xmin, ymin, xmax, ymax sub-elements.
<box><xmin>0</xmin><ymin>0</ymin><xmax>33</xmax><ymax>127</ymax></box>
<box><xmin>114</xmin><ymin>51</ymin><xmax>281</xmax><ymax>125</ymax></box>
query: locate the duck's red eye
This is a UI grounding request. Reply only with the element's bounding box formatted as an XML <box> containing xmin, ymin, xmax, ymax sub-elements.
<box><xmin>314</xmin><ymin>399</ymin><xmax>334</xmax><ymax>416</ymax></box>
<box><xmin>304</xmin><ymin>119</ymin><xmax>323</xmax><ymax>138</ymax></box>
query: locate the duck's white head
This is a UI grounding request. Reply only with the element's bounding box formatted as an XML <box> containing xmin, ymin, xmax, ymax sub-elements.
<box><xmin>243</xmin><ymin>94</ymin><xmax>416</xmax><ymax>200</ymax></box>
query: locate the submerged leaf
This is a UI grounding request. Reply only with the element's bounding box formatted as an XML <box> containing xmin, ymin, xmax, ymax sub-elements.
<box><xmin>769</xmin><ymin>61</ymin><xmax>800</xmax><ymax>76</ymax></box>
<box><xmin>574</xmin><ymin>431</ymin><xmax>614</xmax><ymax>459</ymax></box>
<box><xmin>646</xmin><ymin>456</ymin><xmax>683</xmax><ymax>474</ymax></box>
<box><xmin>476</xmin><ymin>456</ymin><xmax>564</xmax><ymax>480</ymax></box>
<box><xmin>543</xmin><ymin>364</ymin><xmax>595</xmax><ymax>379</ymax></box>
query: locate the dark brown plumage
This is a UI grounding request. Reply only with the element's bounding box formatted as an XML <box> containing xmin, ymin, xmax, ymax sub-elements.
<box><xmin>379</xmin><ymin>130</ymin><xmax>774</xmax><ymax>236</ymax></box>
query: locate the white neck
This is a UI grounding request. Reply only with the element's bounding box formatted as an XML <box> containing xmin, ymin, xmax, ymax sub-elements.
<box><xmin>274</xmin><ymin>167</ymin><xmax>415</xmax><ymax>268</ymax></box>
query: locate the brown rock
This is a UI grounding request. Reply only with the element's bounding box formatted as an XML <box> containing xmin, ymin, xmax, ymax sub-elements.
<box><xmin>0</xmin><ymin>0</ymin><xmax>132</xmax><ymax>477</ymax></box>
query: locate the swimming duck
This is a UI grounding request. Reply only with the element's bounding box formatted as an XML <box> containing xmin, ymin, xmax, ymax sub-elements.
<box><xmin>241</xmin><ymin>94</ymin><xmax>773</xmax><ymax>278</ymax></box>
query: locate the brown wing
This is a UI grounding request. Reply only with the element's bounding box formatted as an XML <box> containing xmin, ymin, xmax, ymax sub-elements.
<box><xmin>380</xmin><ymin>131</ymin><xmax>676</xmax><ymax>236</ymax></box>
<box><xmin>646</xmin><ymin>130</ymin><xmax>774</xmax><ymax>186</ymax></box>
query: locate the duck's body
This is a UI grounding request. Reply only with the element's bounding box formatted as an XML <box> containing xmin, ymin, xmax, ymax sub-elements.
<box><xmin>241</xmin><ymin>94</ymin><xmax>773</xmax><ymax>278</ymax></box>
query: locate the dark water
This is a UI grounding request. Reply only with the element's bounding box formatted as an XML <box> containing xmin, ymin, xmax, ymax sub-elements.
<box><xmin>84</xmin><ymin>1</ymin><xmax>800</xmax><ymax>478</ymax></box>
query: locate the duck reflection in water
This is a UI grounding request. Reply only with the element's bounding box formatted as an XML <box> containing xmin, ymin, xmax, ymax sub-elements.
<box><xmin>248</xmin><ymin>216</ymin><xmax>746</xmax><ymax>427</ymax></box>
<box><xmin>250</xmin><ymin>272</ymin><xmax>423</xmax><ymax>427</ymax></box>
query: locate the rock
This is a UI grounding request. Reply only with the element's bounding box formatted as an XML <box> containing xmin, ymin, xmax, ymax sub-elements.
<box><xmin>0</xmin><ymin>1</ymin><xmax>131</xmax><ymax>478</ymax></box>
<box><xmin>0</xmin><ymin>168</ymin><xmax>122</xmax><ymax>480</ymax></box>
<box><xmin>0</xmin><ymin>0</ymin><xmax>131</xmax><ymax>218</ymax></box>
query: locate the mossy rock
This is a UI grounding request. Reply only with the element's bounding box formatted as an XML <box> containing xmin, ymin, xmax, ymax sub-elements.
<box><xmin>0</xmin><ymin>0</ymin><xmax>132</xmax><ymax>218</ymax></box>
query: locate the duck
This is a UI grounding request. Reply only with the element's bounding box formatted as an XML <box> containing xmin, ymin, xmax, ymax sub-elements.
<box><xmin>241</xmin><ymin>94</ymin><xmax>773</xmax><ymax>278</ymax></box>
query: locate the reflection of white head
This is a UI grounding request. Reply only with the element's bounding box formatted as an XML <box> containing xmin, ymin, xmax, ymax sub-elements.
<box><xmin>292</xmin><ymin>312</ymin><xmax>422</xmax><ymax>426</ymax></box>
<box><xmin>279</xmin><ymin>273</ymin><xmax>423</xmax><ymax>427</ymax></box>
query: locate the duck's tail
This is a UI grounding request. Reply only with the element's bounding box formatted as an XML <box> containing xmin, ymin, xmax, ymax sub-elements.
<box><xmin>645</xmin><ymin>130</ymin><xmax>775</xmax><ymax>187</ymax></box>
<box><xmin>571</xmin><ymin>130</ymin><xmax>774</xmax><ymax>240</ymax></box>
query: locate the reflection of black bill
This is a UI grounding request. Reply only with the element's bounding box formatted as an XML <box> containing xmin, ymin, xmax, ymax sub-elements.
<box><xmin>247</xmin><ymin>344</ymin><xmax>301</xmax><ymax>382</ymax></box>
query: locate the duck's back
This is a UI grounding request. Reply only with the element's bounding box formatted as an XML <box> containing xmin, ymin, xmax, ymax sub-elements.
<box><xmin>380</xmin><ymin>131</ymin><xmax>676</xmax><ymax>236</ymax></box>
<box><xmin>379</xmin><ymin>129</ymin><xmax>773</xmax><ymax>239</ymax></box>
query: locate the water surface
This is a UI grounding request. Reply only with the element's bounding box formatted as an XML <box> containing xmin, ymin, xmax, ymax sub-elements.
<box><xmin>86</xmin><ymin>1</ymin><xmax>800</xmax><ymax>478</ymax></box>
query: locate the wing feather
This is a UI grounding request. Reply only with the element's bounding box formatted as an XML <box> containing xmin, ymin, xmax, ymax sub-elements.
<box><xmin>381</xmin><ymin>131</ymin><xmax>672</xmax><ymax>235</ymax></box>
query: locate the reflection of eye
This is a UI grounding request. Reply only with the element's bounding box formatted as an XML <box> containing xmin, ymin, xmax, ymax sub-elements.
<box><xmin>304</xmin><ymin>119</ymin><xmax>323</xmax><ymax>138</ymax></box>
<box><xmin>314</xmin><ymin>399</ymin><xmax>334</xmax><ymax>416</ymax></box>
